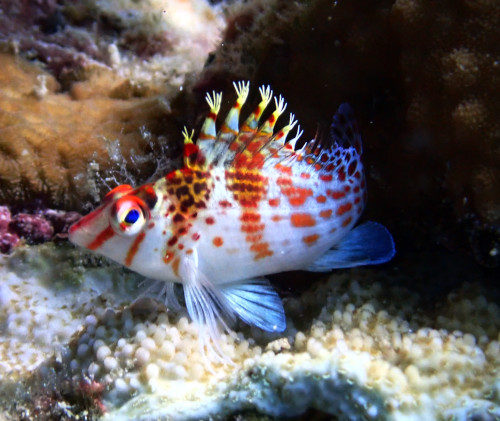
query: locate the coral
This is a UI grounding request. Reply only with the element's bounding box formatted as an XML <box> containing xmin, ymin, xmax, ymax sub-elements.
<box><xmin>0</xmin><ymin>207</ymin><xmax>81</xmax><ymax>254</ymax></box>
<box><xmin>0</xmin><ymin>0</ymin><xmax>225</xmax><ymax>211</ymax></box>
<box><xmin>0</xmin><ymin>244</ymin><xmax>499</xmax><ymax>420</ymax></box>
<box><xmin>0</xmin><ymin>53</ymin><xmax>177</xmax><ymax>211</ymax></box>
<box><xmin>0</xmin><ymin>0</ymin><xmax>224</xmax><ymax>90</ymax></box>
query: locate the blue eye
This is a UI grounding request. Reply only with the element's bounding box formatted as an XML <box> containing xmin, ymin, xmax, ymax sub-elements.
<box><xmin>124</xmin><ymin>209</ymin><xmax>140</xmax><ymax>224</ymax></box>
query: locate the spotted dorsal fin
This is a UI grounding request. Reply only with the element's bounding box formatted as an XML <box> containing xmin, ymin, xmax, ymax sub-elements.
<box><xmin>273</xmin><ymin>103</ymin><xmax>363</xmax><ymax>184</ymax></box>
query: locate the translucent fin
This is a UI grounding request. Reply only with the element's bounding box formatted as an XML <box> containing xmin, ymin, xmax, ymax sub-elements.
<box><xmin>180</xmin><ymin>255</ymin><xmax>236</xmax><ymax>362</ymax></box>
<box><xmin>138</xmin><ymin>279</ymin><xmax>181</xmax><ymax>311</ymax></box>
<box><xmin>199</xmin><ymin>91</ymin><xmax>222</xmax><ymax>141</ymax></box>
<box><xmin>273</xmin><ymin>113</ymin><xmax>299</xmax><ymax>145</ymax></box>
<box><xmin>241</xmin><ymin>85</ymin><xmax>273</xmax><ymax>134</ymax></box>
<box><xmin>305</xmin><ymin>222</ymin><xmax>395</xmax><ymax>271</ymax></box>
<box><xmin>220</xmin><ymin>81</ymin><xmax>250</xmax><ymax>136</ymax></box>
<box><xmin>220</xmin><ymin>278</ymin><xmax>286</xmax><ymax>333</ymax></box>
<box><xmin>257</xmin><ymin>95</ymin><xmax>287</xmax><ymax>136</ymax></box>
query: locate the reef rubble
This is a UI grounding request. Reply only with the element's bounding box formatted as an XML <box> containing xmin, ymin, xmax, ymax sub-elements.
<box><xmin>0</xmin><ymin>244</ymin><xmax>499</xmax><ymax>420</ymax></box>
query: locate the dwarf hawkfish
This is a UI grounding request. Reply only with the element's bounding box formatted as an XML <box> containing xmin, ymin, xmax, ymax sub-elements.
<box><xmin>69</xmin><ymin>82</ymin><xmax>395</xmax><ymax>356</ymax></box>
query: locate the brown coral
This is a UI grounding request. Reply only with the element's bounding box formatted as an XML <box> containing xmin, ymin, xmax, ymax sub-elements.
<box><xmin>0</xmin><ymin>53</ymin><xmax>176</xmax><ymax>211</ymax></box>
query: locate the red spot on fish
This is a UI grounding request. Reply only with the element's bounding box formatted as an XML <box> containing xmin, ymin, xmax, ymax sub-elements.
<box><xmin>168</xmin><ymin>236</ymin><xmax>178</xmax><ymax>247</ymax></box>
<box><xmin>213</xmin><ymin>237</ymin><xmax>223</xmax><ymax>247</ymax></box>
<box><xmin>219</xmin><ymin>200</ymin><xmax>232</xmax><ymax>208</ymax></box>
<box><xmin>336</xmin><ymin>202</ymin><xmax>353</xmax><ymax>216</ymax></box>
<box><xmin>338</xmin><ymin>168</ymin><xmax>346</xmax><ymax>182</ymax></box>
<box><xmin>246</xmin><ymin>234</ymin><xmax>263</xmax><ymax>242</ymax></box>
<box><xmin>302</xmin><ymin>233</ymin><xmax>320</xmax><ymax>245</ymax></box>
<box><xmin>172</xmin><ymin>258</ymin><xmax>180</xmax><ymax>276</ymax></box>
<box><xmin>347</xmin><ymin>161</ymin><xmax>357</xmax><ymax>176</ymax></box>
<box><xmin>163</xmin><ymin>251</ymin><xmax>175</xmax><ymax>264</ymax></box>
<box><xmin>178</xmin><ymin>244</ymin><xmax>184</xmax><ymax>250</ymax></box>
<box><xmin>319</xmin><ymin>209</ymin><xmax>332</xmax><ymax>219</ymax></box>
<box><xmin>277</xmin><ymin>176</ymin><xmax>292</xmax><ymax>186</ymax></box>
<box><xmin>271</xmin><ymin>215</ymin><xmax>282</xmax><ymax>222</ymax></box>
<box><xmin>275</xmin><ymin>164</ymin><xmax>292</xmax><ymax>175</ymax></box>
<box><xmin>342</xmin><ymin>216</ymin><xmax>353</xmax><ymax>227</ymax></box>
<box><xmin>183</xmin><ymin>143</ymin><xmax>198</xmax><ymax>157</ymax></box>
<box><xmin>325</xmin><ymin>164</ymin><xmax>334</xmax><ymax>172</ymax></box>
<box><xmin>290</xmin><ymin>213</ymin><xmax>316</xmax><ymax>227</ymax></box>
<box><xmin>192</xmin><ymin>233</ymin><xmax>200</xmax><ymax>241</ymax></box>
<box><xmin>320</xmin><ymin>174</ymin><xmax>333</xmax><ymax>182</ymax></box>
<box><xmin>205</xmin><ymin>217</ymin><xmax>215</xmax><ymax>225</ymax></box>
<box><xmin>241</xmin><ymin>223</ymin><xmax>265</xmax><ymax>233</ymax></box>
<box><xmin>316</xmin><ymin>195</ymin><xmax>327</xmax><ymax>203</ymax></box>
<box><xmin>250</xmin><ymin>242</ymin><xmax>273</xmax><ymax>260</ymax></box>
<box><xmin>240</xmin><ymin>212</ymin><xmax>261</xmax><ymax>222</ymax></box>
<box><xmin>268</xmin><ymin>198</ymin><xmax>280</xmax><ymax>207</ymax></box>
<box><xmin>354</xmin><ymin>197</ymin><xmax>361</xmax><ymax>204</ymax></box>
<box><xmin>329</xmin><ymin>227</ymin><xmax>337</xmax><ymax>233</ymax></box>
<box><xmin>330</xmin><ymin>190</ymin><xmax>346</xmax><ymax>200</ymax></box>
<box><xmin>173</xmin><ymin>213</ymin><xmax>185</xmax><ymax>223</ymax></box>
<box><xmin>239</xmin><ymin>198</ymin><xmax>259</xmax><ymax>208</ymax></box>
<box><xmin>283</xmin><ymin>187</ymin><xmax>313</xmax><ymax>207</ymax></box>
<box><xmin>353</xmin><ymin>186</ymin><xmax>360</xmax><ymax>193</ymax></box>
<box><xmin>124</xmin><ymin>231</ymin><xmax>146</xmax><ymax>266</ymax></box>
<box><xmin>87</xmin><ymin>226</ymin><xmax>115</xmax><ymax>250</ymax></box>
<box><xmin>300</xmin><ymin>172</ymin><xmax>311</xmax><ymax>179</ymax></box>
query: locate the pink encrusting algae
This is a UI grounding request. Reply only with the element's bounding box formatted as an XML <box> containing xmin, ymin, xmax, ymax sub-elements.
<box><xmin>69</xmin><ymin>82</ymin><xmax>395</xmax><ymax>356</ymax></box>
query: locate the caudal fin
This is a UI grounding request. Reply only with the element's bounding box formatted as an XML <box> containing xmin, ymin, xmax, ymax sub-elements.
<box><xmin>305</xmin><ymin>221</ymin><xmax>395</xmax><ymax>271</ymax></box>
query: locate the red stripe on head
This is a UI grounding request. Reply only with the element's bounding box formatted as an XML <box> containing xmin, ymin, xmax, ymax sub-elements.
<box><xmin>125</xmin><ymin>231</ymin><xmax>146</xmax><ymax>266</ymax></box>
<box><xmin>87</xmin><ymin>226</ymin><xmax>115</xmax><ymax>250</ymax></box>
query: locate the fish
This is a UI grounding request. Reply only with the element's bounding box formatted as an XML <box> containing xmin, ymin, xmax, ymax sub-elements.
<box><xmin>69</xmin><ymin>81</ymin><xmax>395</xmax><ymax>354</ymax></box>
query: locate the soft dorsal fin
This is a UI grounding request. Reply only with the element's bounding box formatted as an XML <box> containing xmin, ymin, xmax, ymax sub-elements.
<box><xmin>273</xmin><ymin>103</ymin><xmax>363</xmax><ymax>183</ymax></box>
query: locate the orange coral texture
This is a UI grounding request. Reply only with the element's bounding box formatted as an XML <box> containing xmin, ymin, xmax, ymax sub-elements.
<box><xmin>0</xmin><ymin>53</ymin><xmax>168</xmax><ymax>210</ymax></box>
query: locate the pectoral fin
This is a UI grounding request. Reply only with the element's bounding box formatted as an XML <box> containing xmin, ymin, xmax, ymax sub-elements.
<box><xmin>306</xmin><ymin>221</ymin><xmax>395</xmax><ymax>271</ymax></box>
<box><xmin>220</xmin><ymin>278</ymin><xmax>286</xmax><ymax>333</ymax></box>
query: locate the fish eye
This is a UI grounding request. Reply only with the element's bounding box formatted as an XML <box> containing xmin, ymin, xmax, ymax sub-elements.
<box><xmin>110</xmin><ymin>196</ymin><xmax>147</xmax><ymax>236</ymax></box>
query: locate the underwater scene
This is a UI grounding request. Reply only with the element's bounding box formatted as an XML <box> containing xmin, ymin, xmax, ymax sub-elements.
<box><xmin>0</xmin><ymin>0</ymin><xmax>499</xmax><ymax>420</ymax></box>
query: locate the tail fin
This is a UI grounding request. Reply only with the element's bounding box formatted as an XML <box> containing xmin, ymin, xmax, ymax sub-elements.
<box><xmin>305</xmin><ymin>222</ymin><xmax>395</xmax><ymax>271</ymax></box>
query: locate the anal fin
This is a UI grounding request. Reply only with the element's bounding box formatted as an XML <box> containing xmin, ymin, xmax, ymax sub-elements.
<box><xmin>305</xmin><ymin>221</ymin><xmax>395</xmax><ymax>271</ymax></box>
<box><xmin>220</xmin><ymin>278</ymin><xmax>286</xmax><ymax>333</ymax></box>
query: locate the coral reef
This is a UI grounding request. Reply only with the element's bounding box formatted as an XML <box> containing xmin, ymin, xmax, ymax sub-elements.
<box><xmin>0</xmin><ymin>0</ymin><xmax>223</xmax><ymax>90</ymax></box>
<box><xmin>0</xmin><ymin>206</ymin><xmax>80</xmax><ymax>254</ymax></box>
<box><xmin>0</xmin><ymin>52</ymin><xmax>177</xmax><ymax>211</ymax></box>
<box><xmin>0</xmin><ymin>0</ymin><xmax>224</xmax><ymax>211</ymax></box>
<box><xmin>0</xmin><ymin>244</ymin><xmax>499</xmax><ymax>420</ymax></box>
